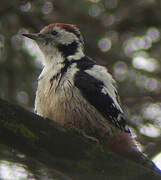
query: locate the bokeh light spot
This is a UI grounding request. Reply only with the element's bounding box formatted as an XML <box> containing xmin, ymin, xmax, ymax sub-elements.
<box><xmin>132</xmin><ymin>56</ymin><xmax>158</xmax><ymax>72</ymax></box>
<box><xmin>140</xmin><ymin>124</ymin><xmax>161</xmax><ymax>138</ymax></box>
<box><xmin>23</xmin><ymin>37</ymin><xmax>44</xmax><ymax>67</ymax></box>
<box><xmin>11</xmin><ymin>35</ymin><xmax>22</xmax><ymax>50</ymax></box>
<box><xmin>18</xmin><ymin>28</ymin><xmax>29</xmax><ymax>35</ymax></box>
<box><xmin>124</xmin><ymin>36</ymin><xmax>152</xmax><ymax>56</ymax></box>
<box><xmin>143</xmin><ymin>103</ymin><xmax>161</xmax><ymax>121</ymax></box>
<box><xmin>88</xmin><ymin>4</ymin><xmax>102</xmax><ymax>17</ymax></box>
<box><xmin>145</xmin><ymin>78</ymin><xmax>161</xmax><ymax>92</ymax></box>
<box><xmin>131</xmin><ymin>115</ymin><xmax>143</xmax><ymax>124</ymax></box>
<box><xmin>98</xmin><ymin>38</ymin><xmax>112</xmax><ymax>52</ymax></box>
<box><xmin>102</xmin><ymin>14</ymin><xmax>115</xmax><ymax>26</ymax></box>
<box><xmin>142</xmin><ymin>36</ymin><xmax>152</xmax><ymax>49</ymax></box>
<box><xmin>0</xmin><ymin>160</ymin><xmax>34</xmax><ymax>180</ymax></box>
<box><xmin>42</xmin><ymin>1</ymin><xmax>53</xmax><ymax>14</ymax></box>
<box><xmin>20</xmin><ymin>2</ymin><xmax>31</xmax><ymax>12</ymax></box>
<box><xmin>113</xmin><ymin>61</ymin><xmax>128</xmax><ymax>81</ymax></box>
<box><xmin>134</xmin><ymin>51</ymin><xmax>149</xmax><ymax>58</ymax></box>
<box><xmin>23</xmin><ymin>39</ymin><xmax>37</xmax><ymax>55</ymax></box>
<box><xmin>16</xmin><ymin>91</ymin><xmax>29</xmax><ymax>105</ymax></box>
<box><xmin>147</xmin><ymin>27</ymin><xmax>160</xmax><ymax>42</ymax></box>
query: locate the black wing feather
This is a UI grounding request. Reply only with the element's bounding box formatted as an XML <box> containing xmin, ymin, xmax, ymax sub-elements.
<box><xmin>74</xmin><ymin>57</ymin><xmax>130</xmax><ymax>133</ymax></box>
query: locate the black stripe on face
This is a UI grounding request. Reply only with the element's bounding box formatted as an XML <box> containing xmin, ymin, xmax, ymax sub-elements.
<box><xmin>58</xmin><ymin>41</ymin><xmax>78</xmax><ymax>57</ymax></box>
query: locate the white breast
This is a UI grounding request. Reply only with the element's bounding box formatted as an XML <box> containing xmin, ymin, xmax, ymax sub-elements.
<box><xmin>35</xmin><ymin>64</ymin><xmax>117</xmax><ymax>141</ymax></box>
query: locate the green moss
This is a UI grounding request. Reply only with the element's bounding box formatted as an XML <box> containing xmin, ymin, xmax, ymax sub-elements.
<box><xmin>3</xmin><ymin>120</ymin><xmax>38</xmax><ymax>141</ymax></box>
<box><xmin>40</xmin><ymin>130</ymin><xmax>48</xmax><ymax>135</ymax></box>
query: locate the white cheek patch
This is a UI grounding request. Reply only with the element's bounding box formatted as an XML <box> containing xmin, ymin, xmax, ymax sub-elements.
<box><xmin>39</xmin><ymin>45</ymin><xmax>64</xmax><ymax>66</ymax></box>
<box><xmin>85</xmin><ymin>65</ymin><xmax>123</xmax><ymax>113</ymax></box>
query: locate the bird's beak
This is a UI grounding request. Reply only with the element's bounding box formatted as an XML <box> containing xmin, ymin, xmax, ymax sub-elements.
<box><xmin>22</xmin><ymin>33</ymin><xmax>39</xmax><ymax>40</ymax></box>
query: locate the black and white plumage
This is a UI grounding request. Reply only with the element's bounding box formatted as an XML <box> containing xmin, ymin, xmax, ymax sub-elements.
<box><xmin>23</xmin><ymin>23</ymin><xmax>140</xmax><ymax>155</ymax></box>
<box><xmin>22</xmin><ymin>24</ymin><xmax>161</xmax><ymax>174</ymax></box>
<box><xmin>74</xmin><ymin>57</ymin><xmax>129</xmax><ymax>133</ymax></box>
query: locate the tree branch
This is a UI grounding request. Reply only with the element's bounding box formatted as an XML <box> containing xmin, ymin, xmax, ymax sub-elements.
<box><xmin>0</xmin><ymin>98</ymin><xmax>160</xmax><ymax>180</ymax></box>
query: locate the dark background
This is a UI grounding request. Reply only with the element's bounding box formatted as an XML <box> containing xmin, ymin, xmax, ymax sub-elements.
<box><xmin>0</xmin><ymin>0</ymin><xmax>161</xmax><ymax>170</ymax></box>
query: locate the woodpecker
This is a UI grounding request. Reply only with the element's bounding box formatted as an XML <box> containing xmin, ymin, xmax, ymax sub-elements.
<box><xmin>23</xmin><ymin>23</ymin><xmax>160</xmax><ymax>173</ymax></box>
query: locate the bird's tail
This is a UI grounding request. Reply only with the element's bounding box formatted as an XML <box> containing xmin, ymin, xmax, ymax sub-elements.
<box><xmin>105</xmin><ymin>131</ymin><xmax>161</xmax><ymax>174</ymax></box>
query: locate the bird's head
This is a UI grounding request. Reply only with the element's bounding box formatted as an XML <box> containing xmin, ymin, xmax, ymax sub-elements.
<box><xmin>23</xmin><ymin>23</ymin><xmax>84</xmax><ymax>65</ymax></box>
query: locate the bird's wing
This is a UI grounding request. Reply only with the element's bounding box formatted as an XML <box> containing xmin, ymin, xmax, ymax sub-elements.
<box><xmin>74</xmin><ymin>59</ymin><xmax>130</xmax><ymax>133</ymax></box>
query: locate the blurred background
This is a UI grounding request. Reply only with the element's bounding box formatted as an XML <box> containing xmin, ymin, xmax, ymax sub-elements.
<box><xmin>0</xmin><ymin>0</ymin><xmax>161</xmax><ymax>178</ymax></box>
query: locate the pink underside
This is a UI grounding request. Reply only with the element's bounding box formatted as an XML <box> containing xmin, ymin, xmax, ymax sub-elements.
<box><xmin>106</xmin><ymin>131</ymin><xmax>139</xmax><ymax>156</ymax></box>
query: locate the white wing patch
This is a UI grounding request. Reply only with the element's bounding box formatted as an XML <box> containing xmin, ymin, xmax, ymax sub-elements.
<box><xmin>85</xmin><ymin>65</ymin><xmax>123</xmax><ymax>113</ymax></box>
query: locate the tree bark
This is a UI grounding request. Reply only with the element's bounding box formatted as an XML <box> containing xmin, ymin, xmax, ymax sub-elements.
<box><xmin>0</xmin><ymin>98</ymin><xmax>160</xmax><ymax>180</ymax></box>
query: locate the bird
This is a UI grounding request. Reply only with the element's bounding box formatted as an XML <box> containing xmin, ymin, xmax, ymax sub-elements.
<box><xmin>22</xmin><ymin>23</ymin><xmax>160</xmax><ymax>173</ymax></box>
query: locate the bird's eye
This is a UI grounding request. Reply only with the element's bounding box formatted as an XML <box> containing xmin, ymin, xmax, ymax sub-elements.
<box><xmin>51</xmin><ymin>30</ymin><xmax>58</xmax><ymax>36</ymax></box>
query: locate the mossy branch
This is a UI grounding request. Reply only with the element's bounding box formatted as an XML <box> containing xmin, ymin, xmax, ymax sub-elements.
<box><xmin>0</xmin><ymin>98</ymin><xmax>160</xmax><ymax>180</ymax></box>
